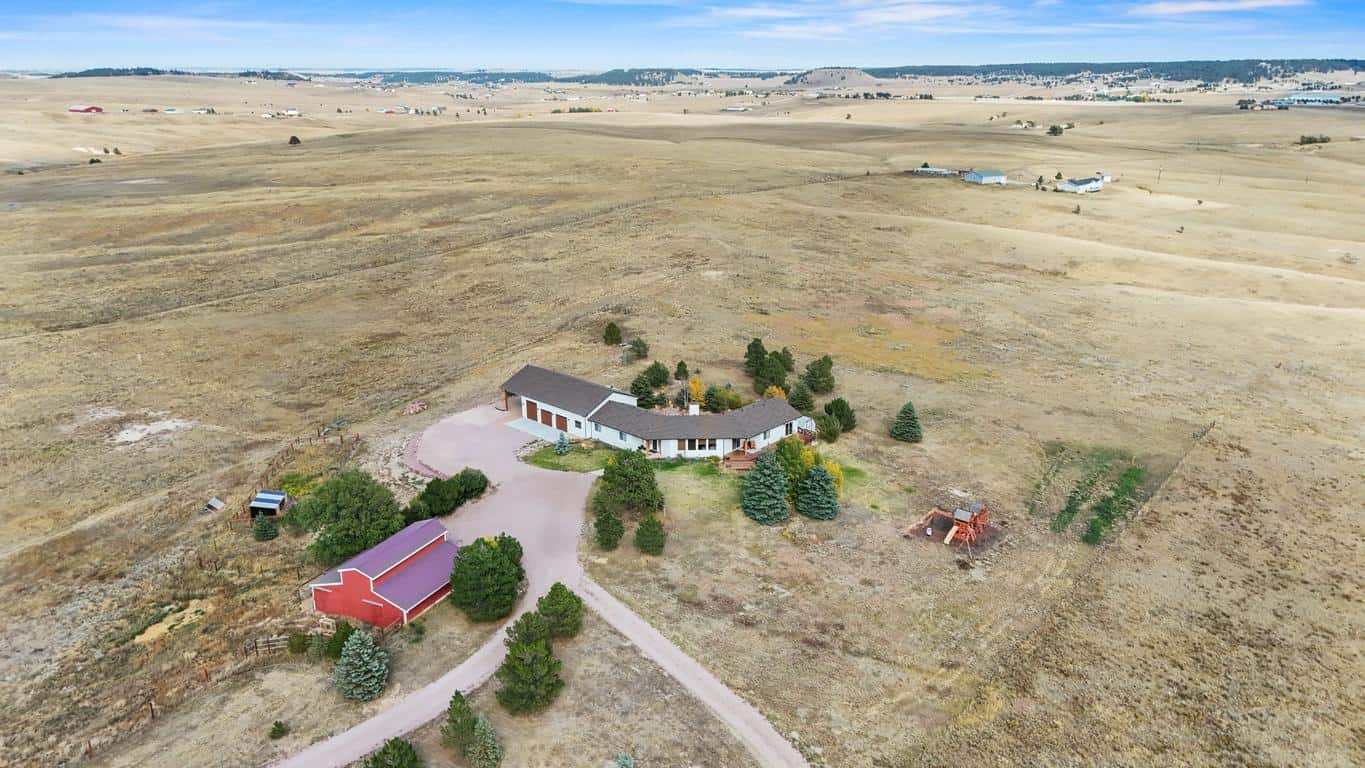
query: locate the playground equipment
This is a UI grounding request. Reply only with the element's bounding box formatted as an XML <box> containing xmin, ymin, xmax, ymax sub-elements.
<box><xmin>909</xmin><ymin>501</ymin><xmax>990</xmax><ymax>548</ymax></box>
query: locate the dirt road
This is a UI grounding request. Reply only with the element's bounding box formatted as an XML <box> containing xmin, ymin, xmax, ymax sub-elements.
<box><xmin>270</xmin><ymin>406</ymin><xmax>806</xmax><ymax>768</ymax></box>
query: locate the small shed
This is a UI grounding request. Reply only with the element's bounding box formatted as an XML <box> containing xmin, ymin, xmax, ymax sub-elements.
<box><xmin>964</xmin><ymin>169</ymin><xmax>1007</xmax><ymax>185</ymax></box>
<box><xmin>249</xmin><ymin>490</ymin><xmax>289</xmax><ymax>518</ymax></box>
<box><xmin>1057</xmin><ymin>177</ymin><xmax>1104</xmax><ymax>194</ymax></box>
<box><xmin>204</xmin><ymin>496</ymin><xmax>226</xmax><ymax>514</ymax></box>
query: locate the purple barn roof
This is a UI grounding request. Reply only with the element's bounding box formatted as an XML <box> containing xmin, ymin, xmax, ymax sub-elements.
<box><xmin>309</xmin><ymin>519</ymin><xmax>456</xmax><ymax>611</ymax></box>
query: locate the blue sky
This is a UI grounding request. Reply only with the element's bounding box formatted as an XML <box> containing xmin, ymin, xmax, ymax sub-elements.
<box><xmin>1</xmin><ymin>1</ymin><xmax>1361</xmax><ymax>71</ymax></box>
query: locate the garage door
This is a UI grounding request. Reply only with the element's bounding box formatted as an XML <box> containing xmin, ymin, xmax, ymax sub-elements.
<box><xmin>555</xmin><ymin>414</ymin><xmax>568</xmax><ymax>431</ymax></box>
<box><xmin>525</xmin><ymin>401</ymin><xmax>538</xmax><ymax>420</ymax></box>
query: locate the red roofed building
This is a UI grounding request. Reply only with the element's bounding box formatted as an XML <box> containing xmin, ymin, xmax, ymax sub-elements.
<box><xmin>68</xmin><ymin>105</ymin><xmax>104</xmax><ymax>113</ymax></box>
<box><xmin>308</xmin><ymin>519</ymin><xmax>457</xmax><ymax>628</ymax></box>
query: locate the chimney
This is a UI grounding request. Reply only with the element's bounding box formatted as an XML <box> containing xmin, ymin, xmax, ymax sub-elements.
<box><xmin>688</xmin><ymin>403</ymin><xmax>700</xmax><ymax>416</ymax></box>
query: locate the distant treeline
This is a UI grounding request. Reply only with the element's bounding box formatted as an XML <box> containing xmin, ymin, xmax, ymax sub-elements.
<box><xmin>51</xmin><ymin>67</ymin><xmax>307</xmax><ymax>81</ymax></box>
<box><xmin>321</xmin><ymin>68</ymin><xmax>792</xmax><ymax>86</ymax></box>
<box><xmin>860</xmin><ymin>59</ymin><xmax>1365</xmax><ymax>84</ymax></box>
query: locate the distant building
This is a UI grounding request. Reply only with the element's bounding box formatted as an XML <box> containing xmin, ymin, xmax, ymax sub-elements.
<box><xmin>1057</xmin><ymin>177</ymin><xmax>1105</xmax><ymax>194</ymax></box>
<box><xmin>963</xmin><ymin>169</ymin><xmax>1007</xmax><ymax>185</ymax></box>
<box><xmin>308</xmin><ymin>519</ymin><xmax>458</xmax><ymax>628</ymax></box>
<box><xmin>1274</xmin><ymin>92</ymin><xmax>1344</xmax><ymax>106</ymax></box>
<box><xmin>249</xmin><ymin>490</ymin><xmax>290</xmax><ymax>518</ymax></box>
<box><xmin>911</xmin><ymin>167</ymin><xmax>958</xmax><ymax>177</ymax></box>
<box><xmin>68</xmin><ymin>105</ymin><xmax>103</xmax><ymax>113</ymax></box>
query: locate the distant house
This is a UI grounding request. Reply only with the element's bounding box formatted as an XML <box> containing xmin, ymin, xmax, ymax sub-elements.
<box><xmin>911</xmin><ymin>167</ymin><xmax>958</xmax><ymax>177</ymax></box>
<box><xmin>1057</xmin><ymin>177</ymin><xmax>1105</xmax><ymax>194</ymax></box>
<box><xmin>501</xmin><ymin>365</ymin><xmax>815</xmax><ymax>460</ymax></box>
<box><xmin>308</xmin><ymin>519</ymin><xmax>458</xmax><ymax>628</ymax></box>
<box><xmin>963</xmin><ymin>169</ymin><xmax>1007</xmax><ymax>185</ymax></box>
<box><xmin>68</xmin><ymin>105</ymin><xmax>103</xmax><ymax>113</ymax></box>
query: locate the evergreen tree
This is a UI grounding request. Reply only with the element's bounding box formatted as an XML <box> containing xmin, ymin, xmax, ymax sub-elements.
<box><xmin>743</xmin><ymin>337</ymin><xmax>768</xmax><ymax>376</ymax></box>
<box><xmin>253</xmin><ymin>514</ymin><xmax>278</xmax><ymax>541</ymax></box>
<box><xmin>815</xmin><ymin>412</ymin><xmax>842</xmax><ymax>442</ymax></box>
<box><xmin>630</xmin><ymin>373</ymin><xmax>655</xmax><ymax>408</ymax></box>
<box><xmin>494</xmin><ymin>533</ymin><xmax>525</xmax><ymax>582</ymax></box>
<box><xmin>325</xmin><ymin>620</ymin><xmax>356</xmax><ymax>660</ymax></box>
<box><xmin>554</xmin><ymin>432</ymin><xmax>570</xmax><ymax>456</ymax></box>
<box><xmin>440</xmin><ymin>691</ymin><xmax>477</xmax><ymax>755</ymax></box>
<box><xmin>777</xmin><ymin>346</ymin><xmax>796</xmax><ymax>372</ymax></box>
<box><xmin>597</xmin><ymin>450</ymin><xmax>664</xmax><ymax>515</ymax></box>
<box><xmin>796</xmin><ymin>465</ymin><xmax>841</xmax><ymax>520</ymax></box>
<box><xmin>536</xmin><ymin>582</ymin><xmax>583</xmax><ymax>639</ymax></box>
<box><xmin>644</xmin><ymin>361</ymin><xmax>670</xmax><ymax>388</ymax></box>
<box><xmin>635</xmin><ymin>514</ymin><xmax>666</xmax><ymax>555</ymax></box>
<box><xmin>801</xmin><ymin>355</ymin><xmax>836</xmax><ymax>393</ymax></box>
<box><xmin>334</xmin><ymin>631</ymin><xmax>389</xmax><ymax>702</ymax></box>
<box><xmin>307</xmin><ymin>631</ymin><xmax>328</xmax><ymax>661</ymax></box>
<box><xmin>495</xmin><ymin>640</ymin><xmax>564</xmax><ymax>713</ymax></box>
<box><xmin>754</xmin><ymin>353</ymin><xmax>787</xmax><ymax>394</ymax></box>
<box><xmin>449</xmin><ymin>538</ymin><xmax>521</xmax><ymax>621</ymax></box>
<box><xmin>891</xmin><ymin>401</ymin><xmax>923</xmax><ymax>443</ymax></box>
<box><xmin>787</xmin><ymin>381</ymin><xmax>815</xmax><ymax>413</ymax></box>
<box><xmin>455</xmin><ymin>468</ymin><xmax>490</xmax><ymax>501</ymax></box>
<box><xmin>603</xmin><ymin>322</ymin><xmax>622</xmax><ymax>345</ymax></box>
<box><xmin>702</xmin><ymin>384</ymin><xmax>723</xmax><ymax>413</ymax></box>
<box><xmin>674</xmin><ymin>361</ymin><xmax>689</xmax><ymax>381</ymax></box>
<box><xmin>362</xmin><ymin>738</ymin><xmax>422</xmax><ymax>768</ymax></box>
<box><xmin>824</xmin><ymin>398</ymin><xmax>856</xmax><ymax>432</ymax></box>
<box><xmin>627</xmin><ymin>337</ymin><xmax>649</xmax><ymax>360</ymax></box>
<box><xmin>468</xmin><ymin>716</ymin><xmax>504</xmax><ymax>768</ymax></box>
<box><xmin>504</xmin><ymin>610</ymin><xmax>551</xmax><ymax>648</ymax></box>
<box><xmin>594</xmin><ymin>508</ymin><xmax>624</xmax><ymax>549</ymax></box>
<box><xmin>741</xmin><ymin>453</ymin><xmax>790</xmax><ymax>525</ymax></box>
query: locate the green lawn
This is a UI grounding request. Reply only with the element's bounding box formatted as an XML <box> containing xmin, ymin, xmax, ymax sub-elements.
<box><xmin>525</xmin><ymin>442</ymin><xmax>617</xmax><ymax>472</ymax></box>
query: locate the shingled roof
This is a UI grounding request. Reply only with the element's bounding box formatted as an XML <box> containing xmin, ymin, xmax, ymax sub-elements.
<box><xmin>501</xmin><ymin>364</ymin><xmax>614</xmax><ymax>416</ymax></box>
<box><xmin>593</xmin><ymin>398</ymin><xmax>801</xmax><ymax>440</ymax></box>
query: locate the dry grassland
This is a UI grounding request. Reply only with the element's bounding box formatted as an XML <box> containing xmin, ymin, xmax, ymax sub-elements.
<box><xmin>0</xmin><ymin>78</ymin><xmax>1361</xmax><ymax>767</ymax></box>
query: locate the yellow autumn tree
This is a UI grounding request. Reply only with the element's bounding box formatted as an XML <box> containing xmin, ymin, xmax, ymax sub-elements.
<box><xmin>822</xmin><ymin>459</ymin><xmax>844</xmax><ymax>495</ymax></box>
<box><xmin>688</xmin><ymin>376</ymin><xmax>704</xmax><ymax>403</ymax></box>
<box><xmin>762</xmin><ymin>385</ymin><xmax>786</xmax><ymax>399</ymax></box>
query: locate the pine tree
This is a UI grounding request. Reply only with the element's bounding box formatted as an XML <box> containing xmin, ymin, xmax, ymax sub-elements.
<box><xmin>635</xmin><ymin>514</ymin><xmax>666</xmax><ymax>555</ymax></box>
<box><xmin>824</xmin><ymin>398</ymin><xmax>856</xmax><ymax>432</ymax></box>
<box><xmin>801</xmin><ymin>355</ymin><xmax>836</xmax><ymax>393</ymax></box>
<box><xmin>597</xmin><ymin>450</ymin><xmax>664</xmax><ymax>515</ymax></box>
<box><xmin>644</xmin><ymin>361</ymin><xmax>670</xmax><ymax>388</ymax></box>
<box><xmin>449</xmin><ymin>538</ymin><xmax>521</xmax><ymax>622</ymax></box>
<box><xmin>754</xmin><ymin>353</ymin><xmax>787</xmax><ymax>394</ymax></box>
<box><xmin>504</xmin><ymin>610</ymin><xmax>551</xmax><ymax>648</ymax></box>
<box><xmin>536</xmin><ymin>582</ymin><xmax>584</xmax><ymax>639</ymax></box>
<box><xmin>815</xmin><ymin>412</ymin><xmax>842</xmax><ymax>442</ymax></box>
<box><xmin>595</xmin><ymin>508</ymin><xmax>624</xmax><ymax>549</ymax></box>
<box><xmin>440</xmin><ymin>690</ymin><xmax>477</xmax><ymax>755</ymax></box>
<box><xmin>702</xmin><ymin>384</ymin><xmax>723</xmax><ymax>413</ymax></box>
<box><xmin>468</xmin><ymin>716</ymin><xmax>504</xmax><ymax>768</ymax></box>
<box><xmin>777</xmin><ymin>346</ymin><xmax>796</xmax><ymax>372</ymax></box>
<box><xmin>361</xmin><ymin>738</ymin><xmax>422</xmax><ymax>768</ymax></box>
<box><xmin>742</xmin><ymin>453</ymin><xmax>790</xmax><ymax>525</ymax></box>
<box><xmin>253</xmin><ymin>514</ymin><xmax>278</xmax><ymax>541</ymax></box>
<box><xmin>627</xmin><ymin>337</ymin><xmax>649</xmax><ymax>360</ymax></box>
<box><xmin>495</xmin><ymin>640</ymin><xmax>564</xmax><ymax>713</ymax></box>
<box><xmin>325</xmin><ymin>620</ymin><xmax>355</xmax><ymax>659</ymax></box>
<box><xmin>554</xmin><ymin>433</ymin><xmax>570</xmax><ymax>456</ymax></box>
<box><xmin>630</xmin><ymin>374</ymin><xmax>655</xmax><ymax>408</ymax></box>
<box><xmin>743</xmin><ymin>337</ymin><xmax>768</xmax><ymax>376</ymax></box>
<box><xmin>334</xmin><ymin>631</ymin><xmax>389</xmax><ymax>702</ymax></box>
<box><xmin>674</xmin><ymin>361</ymin><xmax>689</xmax><ymax>381</ymax></box>
<box><xmin>796</xmin><ymin>465</ymin><xmax>841</xmax><ymax>520</ymax></box>
<box><xmin>891</xmin><ymin>401</ymin><xmax>923</xmax><ymax>443</ymax></box>
<box><xmin>603</xmin><ymin>322</ymin><xmax>622</xmax><ymax>345</ymax></box>
<box><xmin>787</xmin><ymin>381</ymin><xmax>815</xmax><ymax>413</ymax></box>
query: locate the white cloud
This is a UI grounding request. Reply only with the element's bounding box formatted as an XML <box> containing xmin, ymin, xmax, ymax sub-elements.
<box><xmin>1131</xmin><ymin>0</ymin><xmax>1309</xmax><ymax>16</ymax></box>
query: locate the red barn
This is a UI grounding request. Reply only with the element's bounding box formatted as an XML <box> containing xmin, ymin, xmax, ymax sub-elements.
<box><xmin>308</xmin><ymin>519</ymin><xmax>457</xmax><ymax>628</ymax></box>
<box><xmin>68</xmin><ymin>105</ymin><xmax>104</xmax><ymax>113</ymax></box>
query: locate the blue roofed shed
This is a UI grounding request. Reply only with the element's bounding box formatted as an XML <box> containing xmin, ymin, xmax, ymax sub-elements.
<box><xmin>964</xmin><ymin>169</ymin><xmax>1007</xmax><ymax>185</ymax></box>
<box><xmin>250</xmin><ymin>490</ymin><xmax>289</xmax><ymax>517</ymax></box>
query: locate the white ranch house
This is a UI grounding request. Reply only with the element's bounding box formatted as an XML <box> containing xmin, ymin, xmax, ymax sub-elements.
<box><xmin>501</xmin><ymin>365</ymin><xmax>816</xmax><ymax>460</ymax></box>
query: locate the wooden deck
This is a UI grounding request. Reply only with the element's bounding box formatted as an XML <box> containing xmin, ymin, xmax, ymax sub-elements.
<box><xmin>722</xmin><ymin>450</ymin><xmax>757</xmax><ymax>471</ymax></box>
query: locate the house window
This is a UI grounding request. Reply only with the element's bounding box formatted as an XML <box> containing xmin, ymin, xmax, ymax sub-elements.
<box><xmin>686</xmin><ymin>438</ymin><xmax>715</xmax><ymax>451</ymax></box>
<box><xmin>785</xmin><ymin>422</ymin><xmax>794</xmax><ymax>435</ymax></box>
<box><xmin>763</xmin><ymin>429</ymin><xmax>770</xmax><ymax>440</ymax></box>
<box><xmin>574</xmin><ymin>420</ymin><xmax>582</xmax><ymax>429</ymax></box>
<box><xmin>594</xmin><ymin>423</ymin><xmax>601</xmax><ymax>432</ymax></box>
<box><xmin>619</xmin><ymin>431</ymin><xmax>627</xmax><ymax>441</ymax></box>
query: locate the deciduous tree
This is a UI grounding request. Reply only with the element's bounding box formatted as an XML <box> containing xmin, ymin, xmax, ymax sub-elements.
<box><xmin>290</xmin><ymin>470</ymin><xmax>404</xmax><ymax>565</ymax></box>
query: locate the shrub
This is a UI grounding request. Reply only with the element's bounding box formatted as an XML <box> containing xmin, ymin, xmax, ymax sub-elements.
<box><xmin>742</xmin><ymin>453</ymin><xmax>789</xmax><ymax>525</ymax></box>
<box><xmin>762</xmin><ymin>385</ymin><xmax>786</xmax><ymax>399</ymax></box>
<box><xmin>449</xmin><ymin>538</ymin><xmax>522</xmax><ymax>622</ymax></box>
<box><xmin>822</xmin><ymin>459</ymin><xmax>845</xmax><ymax>495</ymax></box>
<box><xmin>823</xmin><ymin>398</ymin><xmax>856</xmax><ymax>432</ymax></box>
<box><xmin>504</xmin><ymin>610</ymin><xmax>551</xmax><ymax>648</ymax></box>
<box><xmin>627</xmin><ymin>337</ymin><xmax>649</xmax><ymax>360</ymax></box>
<box><xmin>801</xmin><ymin>355</ymin><xmax>835</xmax><ymax>393</ymax></box>
<box><xmin>787</xmin><ymin>381</ymin><xmax>815</xmax><ymax>412</ymax></box>
<box><xmin>307</xmin><ymin>632</ymin><xmax>328</xmax><ymax>661</ymax></box>
<box><xmin>796</xmin><ymin>465</ymin><xmax>841</xmax><ymax>520</ymax></box>
<box><xmin>537</xmin><ymin>582</ymin><xmax>583</xmax><ymax>639</ymax></box>
<box><xmin>603</xmin><ymin>322</ymin><xmax>621</xmax><ymax>345</ymax></box>
<box><xmin>555</xmin><ymin>433</ymin><xmax>570</xmax><ymax>456</ymax></box>
<box><xmin>441</xmin><ymin>690</ymin><xmax>476</xmax><ymax>754</ymax></box>
<box><xmin>253</xmin><ymin>515</ymin><xmax>279</xmax><ymax>541</ymax></box>
<box><xmin>1055</xmin><ymin>171</ymin><xmax>1064</xmax><ymax>180</ymax></box>
<box><xmin>743</xmin><ymin>337</ymin><xmax>768</xmax><ymax>376</ymax></box>
<box><xmin>616</xmin><ymin>755</ymin><xmax>636</xmax><ymax>768</ymax></box>
<box><xmin>269</xmin><ymin>720</ymin><xmax>289</xmax><ymax>739</ymax></box>
<box><xmin>1081</xmin><ymin>467</ymin><xmax>1145</xmax><ymax>545</ymax></box>
<box><xmin>290</xmin><ymin>471</ymin><xmax>404</xmax><ymax>565</ymax></box>
<box><xmin>1048</xmin><ymin>124</ymin><xmax>1064</xmax><ymax>136</ymax></box>
<box><xmin>891</xmin><ymin>401</ymin><xmax>923</xmax><ymax>443</ymax></box>
<box><xmin>814</xmin><ymin>412</ymin><xmax>842</xmax><ymax>442</ymax></box>
<box><xmin>361</xmin><ymin>738</ymin><xmax>422</xmax><ymax>768</ymax></box>
<box><xmin>456</xmin><ymin>468</ymin><xmax>489</xmax><ymax>500</ymax></box>
<box><xmin>334</xmin><ymin>631</ymin><xmax>389</xmax><ymax>702</ymax></box>
<box><xmin>594</xmin><ymin>508</ymin><xmax>624</xmax><ymax>549</ymax></box>
<box><xmin>644</xmin><ymin>361</ymin><xmax>670</xmax><ymax>388</ymax></box>
<box><xmin>495</xmin><ymin>640</ymin><xmax>564</xmax><ymax>713</ymax></box>
<box><xmin>674</xmin><ymin>361</ymin><xmax>689</xmax><ymax>381</ymax></box>
<box><xmin>596</xmin><ymin>450</ymin><xmax>664</xmax><ymax>516</ymax></box>
<box><xmin>287</xmin><ymin>631</ymin><xmax>310</xmax><ymax>654</ymax></box>
<box><xmin>1298</xmin><ymin>134</ymin><xmax>1331</xmax><ymax>145</ymax></box>
<box><xmin>325</xmin><ymin>620</ymin><xmax>356</xmax><ymax>660</ymax></box>
<box><xmin>469</xmin><ymin>716</ymin><xmax>504</xmax><ymax>768</ymax></box>
<box><xmin>635</xmin><ymin>514</ymin><xmax>666</xmax><ymax>555</ymax></box>
<box><xmin>408</xmin><ymin>468</ymin><xmax>488</xmax><ymax>522</ymax></box>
